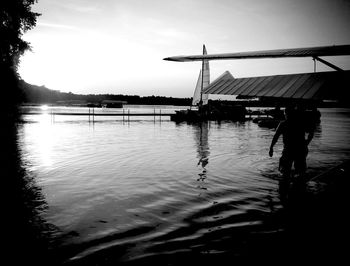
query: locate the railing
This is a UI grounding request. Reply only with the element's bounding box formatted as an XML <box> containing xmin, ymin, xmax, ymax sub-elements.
<box><xmin>21</xmin><ymin>107</ymin><xmax>174</xmax><ymax>123</ymax></box>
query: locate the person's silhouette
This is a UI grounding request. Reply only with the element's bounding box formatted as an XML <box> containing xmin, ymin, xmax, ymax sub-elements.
<box><xmin>269</xmin><ymin>106</ymin><xmax>314</xmax><ymax>181</ymax></box>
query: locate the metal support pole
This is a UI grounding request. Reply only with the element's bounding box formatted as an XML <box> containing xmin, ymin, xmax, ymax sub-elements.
<box><xmin>313</xmin><ymin>58</ymin><xmax>316</xmax><ymax>72</ymax></box>
<box><xmin>313</xmin><ymin>56</ymin><xmax>344</xmax><ymax>71</ymax></box>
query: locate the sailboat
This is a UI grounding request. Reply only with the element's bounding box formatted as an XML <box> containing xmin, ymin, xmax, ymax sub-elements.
<box><xmin>170</xmin><ymin>45</ymin><xmax>211</xmax><ymax>122</ymax></box>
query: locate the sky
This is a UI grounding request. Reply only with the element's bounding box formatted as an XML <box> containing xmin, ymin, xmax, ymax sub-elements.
<box><xmin>19</xmin><ymin>0</ymin><xmax>350</xmax><ymax>98</ymax></box>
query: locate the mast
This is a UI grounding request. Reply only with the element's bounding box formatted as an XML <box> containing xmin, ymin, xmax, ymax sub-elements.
<box><xmin>200</xmin><ymin>44</ymin><xmax>205</xmax><ymax>107</ymax></box>
<box><xmin>191</xmin><ymin>44</ymin><xmax>209</xmax><ymax>108</ymax></box>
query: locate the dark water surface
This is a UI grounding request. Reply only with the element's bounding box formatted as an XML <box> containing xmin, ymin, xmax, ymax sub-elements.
<box><xmin>11</xmin><ymin>107</ymin><xmax>350</xmax><ymax>264</ymax></box>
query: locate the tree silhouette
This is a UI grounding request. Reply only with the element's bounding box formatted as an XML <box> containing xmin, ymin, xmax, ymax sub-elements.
<box><xmin>0</xmin><ymin>0</ymin><xmax>40</xmax><ymax>117</ymax></box>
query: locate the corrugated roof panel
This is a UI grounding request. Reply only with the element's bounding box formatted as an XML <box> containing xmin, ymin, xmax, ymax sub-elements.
<box><xmin>207</xmin><ymin>77</ymin><xmax>223</xmax><ymax>89</ymax></box>
<box><xmin>291</xmin><ymin>75</ymin><xmax>321</xmax><ymax>98</ymax></box>
<box><xmin>209</xmin><ymin>79</ymin><xmax>229</xmax><ymax>94</ymax></box>
<box><xmin>225</xmin><ymin>78</ymin><xmax>250</xmax><ymax>95</ymax></box>
<box><xmin>273</xmin><ymin>75</ymin><xmax>302</xmax><ymax>98</ymax></box>
<box><xmin>264</xmin><ymin>75</ymin><xmax>296</xmax><ymax>97</ymax></box>
<box><xmin>312</xmin><ymin>72</ymin><xmax>348</xmax><ymax>100</ymax></box>
<box><xmin>282</xmin><ymin>74</ymin><xmax>312</xmax><ymax>98</ymax></box>
<box><xmin>233</xmin><ymin>77</ymin><xmax>260</xmax><ymax>95</ymax></box>
<box><xmin>262</xmin><ymin>76</ymin><xmax>285</xmax><ymax>97</ymax></box>
<box><xmin>221</xmin><ymin>80</ymin><xmax>239</xmax><ymax>95</ymax></box>
<box><xmin>204</xmin><ymin>71</ymin><xmax>233</xmax><ymax>95</ymax></box>
<box><xmin>246</xmin><ymin>76</ymin><xmax>274</xmax><ymax>96</ymax></box>
<box><xmin>204</xmin><ymin>70</ymin><xmax>349</xmax><ymax>100</ymax></box>
<box><xmin>216</xmin><ymin>79</ymin><xmax>235</xmax><ymax>94</ymax></box>
<box><xmin>209</xmin><ymin>71</ymin><xmax>233</xmax><ymax>88</ymax></box>
<box><xmin>240</xmin><ymin>76</ymin><xmax>267</xmax><ymax>96</ymax></box>
<box><xmin>213</xmin><ymin>78</ymin><xmax>235</xmax><ymax>94</ymax></box>
<box><xmin>204</xmin><ymin>82</ymin><xmax>217</xmax><ymax>94</ymax></box>
<box><xmin>255</xmin><ymin>76</ymin><xmax>286</xmax><ymax>97</ymax></box>
<box><xmin>219</xmin><ymin>79</ymin><xmax>238</xmax><ymax>95</ymax></box>
<box><xmin>301</xmin><ymin>75</ymin><xmax>327</xmax><ymax>99</ymax></box>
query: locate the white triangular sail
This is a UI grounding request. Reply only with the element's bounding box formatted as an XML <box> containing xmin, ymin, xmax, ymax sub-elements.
<box><xmin>192</xmin><ymin>45</ymin><xmax>210</xmax><ymax>106</ymax></box>
<box><xmin>192</xmin><ymin>70</ymin><xmax>203</xmax><ymax>106</ymax></box>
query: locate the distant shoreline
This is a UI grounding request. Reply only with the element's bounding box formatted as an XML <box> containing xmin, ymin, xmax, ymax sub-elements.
<box><xmin>20</xmin><ymin>80</ymin><xmax>349</xmax><ymax>108</ymax></box>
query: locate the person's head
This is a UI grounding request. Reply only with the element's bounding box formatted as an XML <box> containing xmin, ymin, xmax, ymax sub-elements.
<box><xmin>284</xmin><ymin>106</ymin><xmax>295</xmax><ymax>120</ymax></box>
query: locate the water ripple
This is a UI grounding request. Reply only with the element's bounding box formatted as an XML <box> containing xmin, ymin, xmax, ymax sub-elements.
<box><xmin>16</xmin><ymin>108</ymin><xmax>350</xmax><ymax>264</ymax></box>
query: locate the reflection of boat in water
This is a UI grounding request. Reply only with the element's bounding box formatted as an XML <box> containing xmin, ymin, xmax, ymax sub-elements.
<box><xmin>193</xmin><ymin>122</ymin><xmax>210</xmax><ymax>187</ymax></box>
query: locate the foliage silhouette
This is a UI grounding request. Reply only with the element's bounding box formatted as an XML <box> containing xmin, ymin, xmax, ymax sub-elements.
<box><xmin>1</xmin><ymin>0</ymin><xmax>40</xmax><ymax>118</ymax></box>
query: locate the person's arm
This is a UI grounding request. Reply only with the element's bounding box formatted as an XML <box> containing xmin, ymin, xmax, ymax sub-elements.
<box><xmin>269</xmin><ymin>122</ymin><xmax>283</xmax><ymax>157</ymax></box>
<box><xmin>306</xmin><ymin>130</ymin><xmax>314</xmax><ymax>145</ymax></box>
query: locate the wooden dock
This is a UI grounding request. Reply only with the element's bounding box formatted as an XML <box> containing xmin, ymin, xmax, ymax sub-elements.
<box><xmin>21</xmin><ymin>110</ymin><xmax>173</xmax><ymax>116</ymax></box>
<box><xmin>34</xmin><ymin>112</ymin><xmax>173</xmax><ymax>116</ymax></box>
<box><xmin>21</xmin><ymin>109</ymin><xmax>174</xmax><ymax>123</ymax></box>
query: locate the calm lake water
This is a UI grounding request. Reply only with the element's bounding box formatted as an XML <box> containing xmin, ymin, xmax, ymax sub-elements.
<box><xmin>16</xmin><ymin>106</ymin><xmax>350</xmax><ymax>264</ymax></box>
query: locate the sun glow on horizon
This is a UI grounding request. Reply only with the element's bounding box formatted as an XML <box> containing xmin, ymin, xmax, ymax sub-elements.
<box><xmin>41</xmin><ymin>104</ymin><xmax>49</xmax><ymax>111</ymax></box>
<box><xmin>19</xmin><ymin>28</ymin><xmax>199</xmax><ymax>96</ymax></box>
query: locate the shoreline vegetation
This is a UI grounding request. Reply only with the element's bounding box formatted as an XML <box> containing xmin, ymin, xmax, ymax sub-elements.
<box><xmin>19</xmin><ymin>80</ymin><xmax>349</xmax><ymax>108</ymax></box>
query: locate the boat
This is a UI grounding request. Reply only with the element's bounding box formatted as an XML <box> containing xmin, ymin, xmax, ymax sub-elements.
<box><xmin>101</xmin><ymin>100</ymin><xmax>126</xmax><ymax>108</ymax></box>
<box><xmin>164</xmin><ymin>44</ymin><xmax>350</xmax><ymax>109</ymax></box>
<box><xmin>171</xmin><ymin>46</ymin><xmax>247</xmax><ymax>122</ymax></box>
<box><xmin>252</xmin><ymin>107</ymin><xmax>321</xmax><ymax>129</ymax></box>
<box><xmin>171</xmin><ymin>45</ymin><xmax>210</xmax><ymax>122</ymax></box>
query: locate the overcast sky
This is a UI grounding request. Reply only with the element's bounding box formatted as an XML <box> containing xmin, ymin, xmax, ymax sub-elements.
<box><xmin>19</xmin><ymin>0</ymin><xmax>350</xmax><ymax>97</ymax></box>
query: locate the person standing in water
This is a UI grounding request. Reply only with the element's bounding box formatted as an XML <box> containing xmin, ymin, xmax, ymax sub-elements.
<box><xmin>269</xmin><ymin>106</ymin><xmax>315</xmax><ymax>180</ymax></box>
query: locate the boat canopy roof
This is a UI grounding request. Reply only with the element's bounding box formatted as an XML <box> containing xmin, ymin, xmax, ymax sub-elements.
<box><xmin>203</xmin><ymin>70</ymin><xmax>350</xmax><ymax>100</ymax></box>
<box><xmin>164</xmin><ymin>45</ymin><xmax>350</xmax><ymax>62</ymax></box>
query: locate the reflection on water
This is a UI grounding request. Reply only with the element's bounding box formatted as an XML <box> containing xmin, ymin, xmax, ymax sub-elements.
<box><xmin>1</xmin><ymin>119</ymin><xmax>60</xmax><ymax>266</ymax></box>
<box><xmin>9</xmin><ymin>108</ymin><xmax>350</xmax><ymax>264</ymax></box>
<box><xmin>194</xmin><ymin>123</ymin><xmax>210</xmax><ymax>189</ymax></box>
